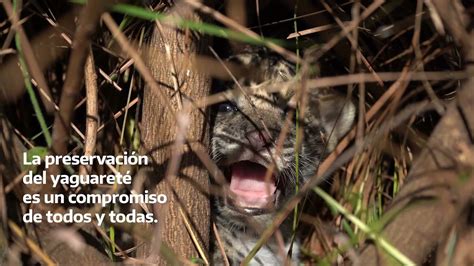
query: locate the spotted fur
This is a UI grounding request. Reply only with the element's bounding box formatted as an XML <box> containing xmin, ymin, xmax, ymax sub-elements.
<box><xmin>211</xmin><ymin>50</ymin><xmax>355</xmax><ymax>265</ymax></box>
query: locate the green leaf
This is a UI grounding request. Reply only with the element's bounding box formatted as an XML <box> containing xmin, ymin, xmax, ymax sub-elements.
<box><xmin>189</xmin><ymin>257</ymin><xmax>206</xmax><ymax>264</ymax></box>
<box><xmin>22</xmin><ymin>146</ymin><xmax>48</xmax><ymax>170</ymax></box>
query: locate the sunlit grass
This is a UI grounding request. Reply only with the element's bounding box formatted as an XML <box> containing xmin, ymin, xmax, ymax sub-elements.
<box><xmin>313</xmin><ymin>186</ymin><xmax>415</xmax><ymax>265</ymax></box>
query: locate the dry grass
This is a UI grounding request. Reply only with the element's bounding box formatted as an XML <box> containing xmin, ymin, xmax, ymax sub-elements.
<box><xmin>1</xmin><ymin>0</ymin><xmax>473</xmax><ymax>265</ymax></box>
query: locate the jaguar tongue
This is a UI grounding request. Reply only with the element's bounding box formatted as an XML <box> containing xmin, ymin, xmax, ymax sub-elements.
<box><xmin>229</xmin><ymin>161</ymin><xmax>276</xmax><ymax>209</ymax></box>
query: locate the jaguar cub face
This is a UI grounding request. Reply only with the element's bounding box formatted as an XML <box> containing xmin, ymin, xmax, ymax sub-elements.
<box><xmin>211</xmin><ymin>52</ymin><xmax>355</xmax><ymax>227</ymax></box>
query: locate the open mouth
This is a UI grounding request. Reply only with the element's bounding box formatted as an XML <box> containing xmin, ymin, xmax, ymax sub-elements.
<box><xmin>224</xmin><ymin>161</ymin><xmax>278</xmax><ymax>215</ymax></box>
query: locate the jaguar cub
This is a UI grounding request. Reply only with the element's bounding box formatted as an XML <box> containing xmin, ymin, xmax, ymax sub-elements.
<box><xmin>211</xmin><ymin>50</ymin><xmax>355</xmax><ymax>265</ymax></box>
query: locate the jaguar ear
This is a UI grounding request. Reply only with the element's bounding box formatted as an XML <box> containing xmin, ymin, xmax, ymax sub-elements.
<box><xmin>316</xmin><ymin>91</ymin><xmax>356</xmax><ymax>149</ymax></box>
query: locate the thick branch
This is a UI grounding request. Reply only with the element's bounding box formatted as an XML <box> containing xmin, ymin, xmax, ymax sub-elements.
<box><xmin>138</xmin><ymin>4</ymin><xmax>212</xmax><ymax>264</ymax></box>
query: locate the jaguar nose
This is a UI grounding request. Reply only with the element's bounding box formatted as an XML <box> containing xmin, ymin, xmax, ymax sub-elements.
<box><xmin>246</xmin><ymin>130</ymin><xmax>271</xmax><ymax>150</ymax></box>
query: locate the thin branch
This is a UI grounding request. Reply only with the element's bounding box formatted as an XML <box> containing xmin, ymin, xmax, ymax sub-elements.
<box><xmin>8</xmin><ymin>220</ymin><xmax>56</xmax><ymax>266</ymax></box>
<box><xmin>79</xmin><ymin>50</ymin><xmax>99</xmax><ymax>177</ymax></box>
<box><xmin>195</xmin><ymin>70</ymin><xmax>470</xmax><ymax>109</ymax></box>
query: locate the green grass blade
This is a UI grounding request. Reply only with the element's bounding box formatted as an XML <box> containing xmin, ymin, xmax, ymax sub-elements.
<box><xmin>15</xmin><ymin>32</ymin><xmax>52</xmax><ymax>147</ymax></box>
<box><xmin>313</xmin><ymin>187</ymin><xmax>415</xmax><ymax>266</ymax></box>
<box><xmin>70</xmin><ymin>0</ymin><xmax>287</xmax><ymax>47</ymax></box>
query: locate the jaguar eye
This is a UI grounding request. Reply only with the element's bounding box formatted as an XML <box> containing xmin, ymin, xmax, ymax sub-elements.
<box><xmin>218</xmin><ymin>102</ymin><xmax>237</xmax><ymax>113</ymax></box>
